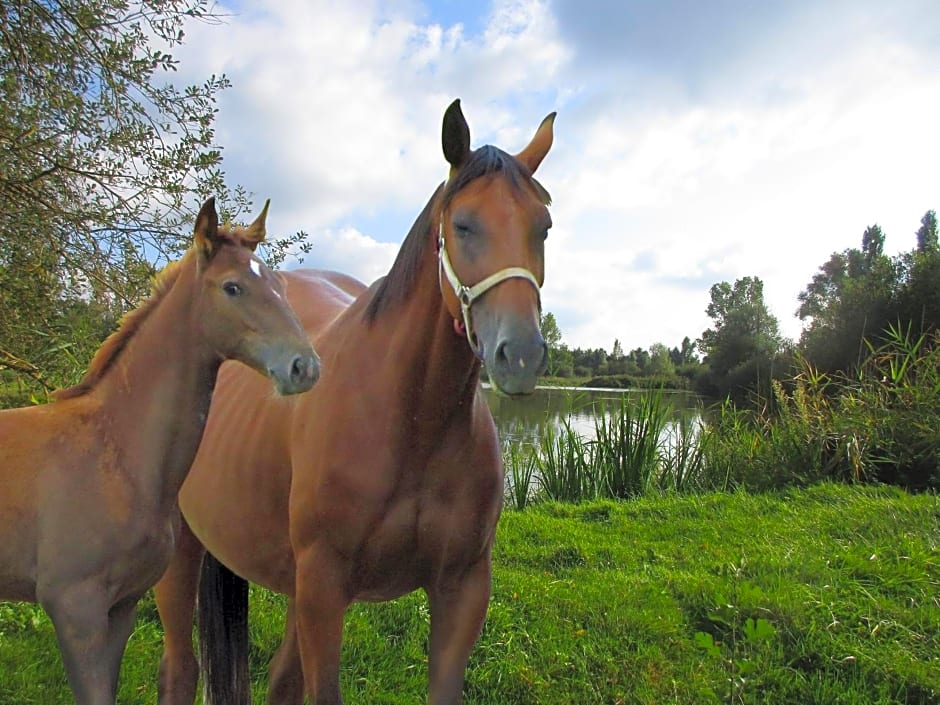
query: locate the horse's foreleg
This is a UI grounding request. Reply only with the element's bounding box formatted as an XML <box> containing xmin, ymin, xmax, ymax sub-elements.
<box><xmin>267</xmin><ymin>598</ymin><xmax>305</xmax><ymax>705</ymax></box>
<box><xmin>103</xmin><ymin>594</ymin><xmax>140</xmax><ymax>698</ymax></box>
<box><xmin>426</xmin><ymin>556</ymin><xmax>492</xmax><ymax>705</ymax></box>
<box><xmin>294</xmin><ymin>547</ymin><xmax>348</xmax><ymax>705</ymax></box>
<box><xmin>41</xmin><ymin>583</ymin><xmax>120</xmax><ymax>705</ymax></box>
<box><xmin>155</xmin><ymin>519</ymin><xmax>206</xmax><ymax>705</ymax></box>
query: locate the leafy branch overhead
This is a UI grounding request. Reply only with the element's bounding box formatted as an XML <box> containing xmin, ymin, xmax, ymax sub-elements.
<box><xmin>0</xmin><ymin>1</ymin><xmax>306</xmax><ymax>394</ymax></box>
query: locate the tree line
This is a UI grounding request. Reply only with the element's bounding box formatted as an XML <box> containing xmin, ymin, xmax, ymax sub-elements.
<box><xmin>542</xmin><ymin>209</ymin><xmax>940</xmax><ymax>403</ymax></box>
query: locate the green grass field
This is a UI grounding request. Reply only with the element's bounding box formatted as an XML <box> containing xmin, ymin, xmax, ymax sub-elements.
<box><xmin>1</xmin><ymin>484</ymin><xmax>938</xmax><ymax>704</ymax></box>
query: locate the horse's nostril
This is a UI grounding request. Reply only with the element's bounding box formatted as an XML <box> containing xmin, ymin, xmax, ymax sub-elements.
<box><xmin>290</xmin><ymin>355</ymin><xmax>319</xmax><ymax>385</ymax></box>
<box><xmin>495</xmin><ymin>341</ymin><xmax>510</xmax><ymax>366</ymax></box>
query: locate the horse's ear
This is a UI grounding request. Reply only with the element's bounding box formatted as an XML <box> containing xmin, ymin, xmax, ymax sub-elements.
<box><xmin>442</xmin><ymin>99</ymin><xmax>471</xmax><ymax>173</ymax></box>
<box><xmin>516</xmin><ymin>112</ymin><xmax>556</xmax><ymax>174</ymax></box>
<box><xmin>193</xmin><ymin>197</ymin><xmax>220</xmax><ymax>258</ymax></box>
<box><xmin>242</xmin><ymin>199</ymin><xmax>270</xmax><ymax>251</ymax></box>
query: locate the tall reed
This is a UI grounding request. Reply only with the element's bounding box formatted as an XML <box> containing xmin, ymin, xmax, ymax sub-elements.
<box><xmin>659</xmin><ymin>413</ymin><xmax>709</xmax><ymax>492</ymax></box>
<box><xmin>592</xmin><ymin>390</ymin><xmax>669</xmax><ymax>498</ymax></box>
<box><xmin>502</xmin><ymin>329</ymin><xmax>940</xmax><ymax>509</ymax></box>
<box><xmin>535</xmin><ymin>419</ymin><xmax>597</xmax><ymax>501</ymax></box>
<box><xmin>503</xmin><ymin>439</ymin><xmax>538</xmax><ymax>510</ymax></box>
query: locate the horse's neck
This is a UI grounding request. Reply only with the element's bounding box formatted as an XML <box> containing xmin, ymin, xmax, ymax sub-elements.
<box><xmin>92</xmin><ymin>263</ymin><xmax>219</xmax><ymax>508</ymax></box>
<box><xmin>374</xmin><ymin>244</ymin><xmax>482</xmax><ymax>426</ymax></box>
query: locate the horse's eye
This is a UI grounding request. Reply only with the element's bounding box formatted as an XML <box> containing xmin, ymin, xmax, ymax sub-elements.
<box><xmin>223</xmin><ymin>282</ymin><xmax>243</xmax><ymax>297</ymax></box>
<box><xmin>454</xmin><ymin>222</ymin><xmax>473</xmax><ymax>238</ymax></box>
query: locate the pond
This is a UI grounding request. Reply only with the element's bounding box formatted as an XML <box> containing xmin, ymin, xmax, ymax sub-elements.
<box><xmin>481</xmin><ymin>385</ymin><xmax>705</xmax><ymax>448</ymax></box>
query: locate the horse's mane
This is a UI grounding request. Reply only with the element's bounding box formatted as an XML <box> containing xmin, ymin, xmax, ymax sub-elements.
<box><xmin>364</xmin><ymin>145</ymin><xmax>550</xmax><ymax>322</ymax></box>
<box><xmin>54</xmin><ymin>253</ymin><xmax>190</xmax><ymax>401</ymax></box>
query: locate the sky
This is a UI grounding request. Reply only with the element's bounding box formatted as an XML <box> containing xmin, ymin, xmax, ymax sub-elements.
<box><xmin>171</xmin><ymin>0</ymin><xmax>940</xmax><ymax>352</ymax></box>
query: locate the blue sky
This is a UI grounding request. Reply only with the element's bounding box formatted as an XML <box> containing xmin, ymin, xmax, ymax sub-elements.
<box><xmin>172</xmin><ymin>0</ymin><xmax>940</xmax><ymax>351</ymax></box>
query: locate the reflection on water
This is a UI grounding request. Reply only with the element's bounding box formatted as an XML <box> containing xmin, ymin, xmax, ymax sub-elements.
<box><xmin>482</xmin><ymin>385</ymin><xmax>704</xmax><ymax>448</ymax></box>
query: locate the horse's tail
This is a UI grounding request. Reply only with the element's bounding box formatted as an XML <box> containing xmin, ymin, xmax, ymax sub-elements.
<box><xmin>197</xmin><ymin>552</ymin><xmax>251</xmax><ymax>705</ymax></box>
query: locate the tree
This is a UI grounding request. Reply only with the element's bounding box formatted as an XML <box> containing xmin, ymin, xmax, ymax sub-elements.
<box><xmin>606</xmin><ymin>338</ymin><xmax>626</xmax><ymax>374</ymax></box>
<box><xmin>670</xmin><ymin>336</ymin><xmax>697</xmax><ymax>366</ymax></box>
<box><xmin>0</xmin><ymin>1</ymin><xmax>304</xmax><ymax>394</ymax></box>
<box><xmin>647</xmin><ymin>343</ymin><xmax>675</xmax><ymax>377</ymax></box>
<box><xmin>541</xmin><ymin>311</ymin><xmax>563</xmax><ymax>350</ymax></box>
<box><xmin>628</xmin><ymin>347</ymin><xmax>649</xmax><ymax>373</ymax></box>
<box><xmin>571</xmin><ymin>347</ymin><xmax>608</xmax><ymax>377</ymax></box>
<box><xmin>897</xmin><ymin>210</ymin><xmax>940</xmax><ymax>336</ymax></box>
<box><xmin>610</xmin><ymin>339</ymin><xmax>624</xmax><ymax>359</ymax></box>
<box><xmin>540</xmin><ymin>311</ymin><xmax>572</xmax><ymax>377</ymax></box>
<box><xmin>861</xmin><ymin>224</ymin><xmax>886</xmax><ymax>265</ymax></box>
<box><xmin>915</xmin><ymin>210</ymin><xmax>938</xmax><ymax>254</ymax></box>
<box><xmin>797</xmin><ymin>224</ymin><xmax>899</xmax><ymax>373</ymax></box>
<box><xmin>699</xmin><ymin>276</ymin><xmax>783</xmax><ymax>400</ymax></box>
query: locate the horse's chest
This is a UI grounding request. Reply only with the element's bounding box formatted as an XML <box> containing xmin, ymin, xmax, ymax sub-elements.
<box><xmin>348</xmin><ymin>483</ymin><xmax>499</xmax><ymax>601</ymax></box>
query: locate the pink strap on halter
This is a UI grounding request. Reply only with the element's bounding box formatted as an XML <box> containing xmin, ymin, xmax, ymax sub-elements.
<box><xmin>437</xmin><ymin>216</ymin><xmax>541</xmax><ymax>359</ymax></box>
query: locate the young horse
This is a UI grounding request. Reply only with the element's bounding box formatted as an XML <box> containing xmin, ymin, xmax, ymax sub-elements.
<box><xmin>0</xmin><ymin>198</ymin><xmax>319</xmax><ymax>705</ymax></box>
<box><xmin>154</xmin><ymin>100</ymin><xmax>555</xmax><ymax>705</ymax></box>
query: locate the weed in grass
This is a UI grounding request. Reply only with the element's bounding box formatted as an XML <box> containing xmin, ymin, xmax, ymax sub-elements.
<box><xmin>694</xmin><ymin>559</ymin><xmax>783</xmax><ymax>704</ymax></box>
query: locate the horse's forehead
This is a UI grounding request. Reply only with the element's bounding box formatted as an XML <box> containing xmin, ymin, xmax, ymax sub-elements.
<box><xmin>452</xmin><ymin>173</ymin><xmax>545</xmax><ymax>221</ymax></box>
<box><xmin>208</xmin><ymin>246</ymin><xmax>270</xmax><ymax>280</ymax></box>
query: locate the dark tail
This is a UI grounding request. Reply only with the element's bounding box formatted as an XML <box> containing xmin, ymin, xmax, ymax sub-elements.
<box><xmin>197</xmin><ymin>552</ymin><xmax>250</xmax><ymax>705</ymax></box>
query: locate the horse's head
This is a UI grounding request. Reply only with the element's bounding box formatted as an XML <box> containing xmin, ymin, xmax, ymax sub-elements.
<box><xmin>192</xmin><ymin>198</ymin><xmax>320</xmax><ymax>394</ymax></box>
<box><xmin>437</xmin><ymin>100</ymin><xmax>555</xmax><ymax>396</ymax></box>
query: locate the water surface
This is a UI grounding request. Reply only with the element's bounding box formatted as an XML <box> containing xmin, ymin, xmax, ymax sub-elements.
<box><xmin>482</xmin><ymin>385</ymin><xmax>703</xmax><ymax>448</ymax></box>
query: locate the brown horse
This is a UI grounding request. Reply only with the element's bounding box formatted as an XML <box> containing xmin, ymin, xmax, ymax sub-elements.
<box><xmin>154</xmin><ymin>99</ymin><xmax>555</xmax><ymax>704</ymax></box>
<box><xmin>0</xmin><ymin>198</ymin><xmax>319</xmax><ymax>705</ymax></box>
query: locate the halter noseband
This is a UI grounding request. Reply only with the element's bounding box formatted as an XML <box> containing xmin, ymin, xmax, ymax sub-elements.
<box><xmin>438</xmin><ymin>216</ymin><xmax>542</xmax><ymax>359</ymax></box>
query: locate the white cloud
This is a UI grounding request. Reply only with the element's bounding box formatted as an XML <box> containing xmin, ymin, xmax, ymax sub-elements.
<box><xmin>539</xmin><ymin>14</ymin><xmax>940</xmax><ymax>348</ymax></box>
<box><xmin>288</xmin><ymin>226</ymin><xmax>399</xmax><ymax>286</ymax></box>
<box><xmin>167</xmin><ymin>0</ymin><xmax>940</xmax><ymax>352</ymax></box>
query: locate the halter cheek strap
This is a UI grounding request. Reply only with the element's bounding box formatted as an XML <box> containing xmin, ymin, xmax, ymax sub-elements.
<box><xmin>438</xmin><ymin>218</ymin><xmax>542</xmax><ymax>359</ymax></box>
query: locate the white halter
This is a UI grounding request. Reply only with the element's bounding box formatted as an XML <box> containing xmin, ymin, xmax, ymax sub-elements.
<box><xmin>438</xmin><ymin>216</ymin><xmax>541</xmax><ymax>359</ymax></box>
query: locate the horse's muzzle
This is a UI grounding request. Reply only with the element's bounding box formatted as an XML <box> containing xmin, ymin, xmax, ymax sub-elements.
<box><xmin>489</xmin><ymin>332</ymin><xmax>547</xmax><ymax>396</ymax></box>
<box><xmin>269</xmin><ymin>350</ymin><xmax>320</xmax><ymax>395</ymax></box>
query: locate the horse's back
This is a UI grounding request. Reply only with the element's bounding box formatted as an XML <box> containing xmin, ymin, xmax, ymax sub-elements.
<box><xmin>281</xmin><ymin>269</ymin><xmax>368</xmax><ymax>340</ymax></box>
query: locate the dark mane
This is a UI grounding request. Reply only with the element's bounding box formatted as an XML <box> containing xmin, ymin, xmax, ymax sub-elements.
<box><xmin>364</xmin><ymin>145</ymin><xmax>550</xmax><ymax>322</ymax></box>
<box><xmin>54</xmin><ymin>252</ymin><xmax>190</xmax><ymax>401</ymax></box>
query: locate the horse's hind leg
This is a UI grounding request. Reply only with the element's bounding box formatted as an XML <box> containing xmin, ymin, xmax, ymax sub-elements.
<box><xmin>267</xmin><ymin>598</ymin><xmax>305</xmax><ymax>705</ymax></box>
<box><xmin>155</xmin><ymin>519</ymin><xmax>206</xmax><ymax>705</ymax></box>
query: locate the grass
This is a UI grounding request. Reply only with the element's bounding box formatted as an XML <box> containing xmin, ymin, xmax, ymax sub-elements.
<box><xmin>1</xmin><ymin>484</ymin><xmax>937</xmax><ymax>704</ymax></box>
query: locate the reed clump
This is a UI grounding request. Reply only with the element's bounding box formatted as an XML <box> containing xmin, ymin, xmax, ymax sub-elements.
<box><xmin>504</xmin><ymin>327</ymin><xmax>940</xmax><ymax>508</ymax></box>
